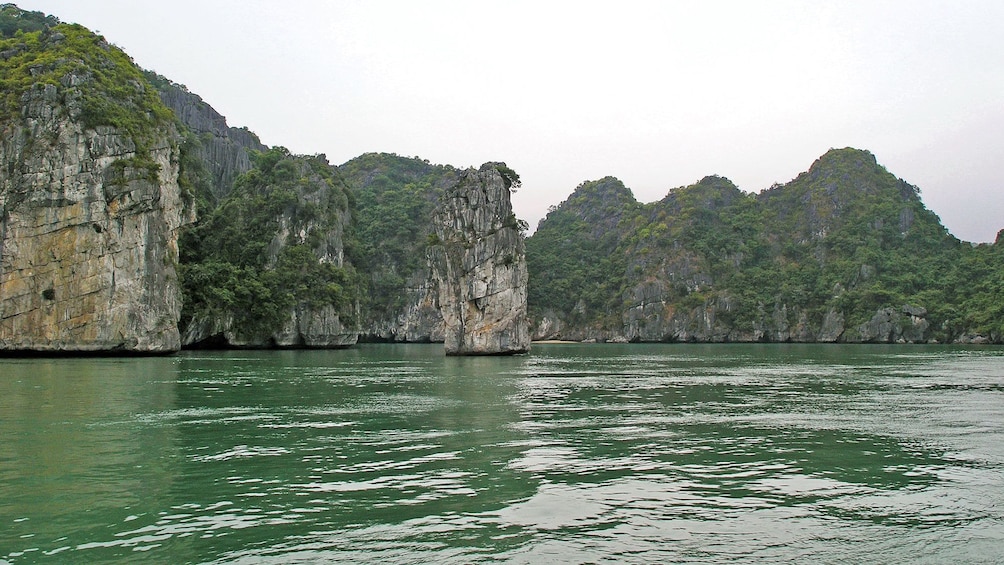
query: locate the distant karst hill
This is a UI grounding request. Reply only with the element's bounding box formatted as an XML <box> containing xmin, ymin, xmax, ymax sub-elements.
<box><xmin>527</xmin><ymin>148</ymin><xmax>1004</xmax><ymax>344</ymax></box>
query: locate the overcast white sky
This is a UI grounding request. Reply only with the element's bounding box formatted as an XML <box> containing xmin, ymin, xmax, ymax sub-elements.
<box><xmin>17</xmin><ymin>0</ymin><xmax>1004</xmax><ymax>242</ymax></box>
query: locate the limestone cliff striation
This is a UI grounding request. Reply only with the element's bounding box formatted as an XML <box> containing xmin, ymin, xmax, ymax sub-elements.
<box><xmin>428</xmin><ymin>163</ymin><xmax>530</xmax><ymax>355</ymax></box>
<box><xmin>147</xmin><ymin>72</ymin><xmax>266</xmax><ymax>203</ymax></box>
<box><xmin>0</xmin><ymin>23</ymin><xmax>190</xmax><ymax>352</ymax></box>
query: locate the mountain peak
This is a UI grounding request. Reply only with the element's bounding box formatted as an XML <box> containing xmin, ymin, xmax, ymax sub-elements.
<box><xmin>568</xmin><ymin>176</ymin><xmax>635</xmax><ymax>204</ymax></box>
<box><xmin>662</xmin><ymin>175</ymin><xmax>743</xmax><ymax>210</ymax></box>
<box><xmin>811</xmin><ymin>147</ymin><xmax>878</xmax><ymax>171</ymax></box>
<box><xmin>773</xmin><ymin>147</ymin><xmax>919</xmax><ymax>204</ymax></box>
<box><xmin>0</xmin><ymin>4</ymin><xmax>60</xmax><ymax>37</ymax></box>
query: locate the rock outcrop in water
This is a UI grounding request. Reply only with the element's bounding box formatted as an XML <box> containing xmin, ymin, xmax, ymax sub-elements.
<box><xmin>429</xmin><ymin>163</ymin><xmax>530</xmax><ymax>355</ymax></box>
<box><xmin>339</xmin><ymin>156</ymin><xmax>530</xmax><ymax>354</ymax></box>
<box><xmin>178</xmin><ymin>154</ymin><xmax>529</xmax><ymax>354</ymax></box>
<box><xmin>0</xmin><ymin>24</ymin><xmax>191</xmax><ymax>352</ymax></box>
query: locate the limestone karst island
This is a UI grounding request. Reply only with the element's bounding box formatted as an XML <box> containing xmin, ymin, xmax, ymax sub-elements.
<box><xmin>1</xmin><ymin>6</ymin><xmax>1002</xmax><ymax>354</ymax></box>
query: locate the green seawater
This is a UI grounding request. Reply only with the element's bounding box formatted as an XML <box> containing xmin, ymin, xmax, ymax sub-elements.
<box><xmin>1</xmin><ymin>344</ymin><xmax>1002</xmax><ymax>564</ymax></box>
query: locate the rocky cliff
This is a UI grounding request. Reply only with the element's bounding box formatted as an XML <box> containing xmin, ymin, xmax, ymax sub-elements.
<box><xmin>178</xmin><ymin>148</ymin><xmax>359</xmax><ymax>348</ymax></box>
<box><xmin>429</xmin><ymin>163</ymin><xmax>530</xmax><ymax>355</ymax></box>
<box><xmin>147</xmin><ymin>73</ymin><xmax>266</xmax><ymax>203</ymax></box>
<box><xmin>147</xmin><ymin>74</ymin><xmax>361</xmax><ymax>349</ymax></box>
<box><xmin>528</xmin><ymin>148</ymin><xmax>988</xmax><ymax>344</ymax></box>
<box><xmin>0</xmin><ymin>23</ymin><xmax>190</xmax><ymax>352</ymax></box>
<box><xmin>338</xmin><ymin>155</ymin><xmax>529</xmax><ymax>354</ymax></box>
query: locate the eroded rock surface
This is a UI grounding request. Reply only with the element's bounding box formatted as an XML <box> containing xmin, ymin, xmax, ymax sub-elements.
<box><xmin>429</xmin><ymin>163</ymin><xmax>529</xmax><ymax>355</ymax></box>
<box><xmin>0</xmin><ymin>86</ymin><xmax>189</xmax><ymax>352</ymax></box>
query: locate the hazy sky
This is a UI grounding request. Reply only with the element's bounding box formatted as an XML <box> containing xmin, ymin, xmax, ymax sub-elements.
<box><xmin>17</xmin><ymin>1</ymin><xmax>1004</xmax><ymax>242</ymax></box>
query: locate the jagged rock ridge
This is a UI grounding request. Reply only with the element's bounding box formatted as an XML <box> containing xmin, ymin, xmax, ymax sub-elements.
<box><xmin>147</xmin><ymin>73</ymin><xmax>266</xmax><ymax>203</ymax></box>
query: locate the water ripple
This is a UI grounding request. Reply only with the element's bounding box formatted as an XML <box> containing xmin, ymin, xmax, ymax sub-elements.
<box><xmin>3</xmin><ymin>345</ymin><xmax>1003</xmax><ymax>563</ymax></box>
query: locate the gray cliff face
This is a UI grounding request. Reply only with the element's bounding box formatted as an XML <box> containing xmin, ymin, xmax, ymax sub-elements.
<box><xmin>535</xmin><ymin>302</ymin><xmax>934</xmax><ymax>345</ymax></box>
<box><xmin>341</xmin><ymin>154</ymin><xmax>529</xmax><ymax>351</ymax></box>
<box><xmin>0</xmin><ymin>85</ymin><xmax>190</xmax><ymax>352</ymax></box>
<box><xmin>155</xmin><ymin>79</ymin><xmax>266</xmax><ymax>201</ymax></box>
<box><xmin>855</xmin><ymin>305</ymin><xmax>930</xmax><ymax>343</ymax></box>
<box><xmin>536</xmin><ymin>294</ymin><xmax>932</xmax><ymax>344</ymax></box>
<box><xmin>429</xmin><ymin>163</ymin><xmax>529</xmax><ymax>355</ymax></box>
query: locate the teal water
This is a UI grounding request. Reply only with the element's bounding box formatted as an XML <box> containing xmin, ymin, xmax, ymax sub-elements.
<box><xmin>1</xmin><ymin>344</ymin><xmax>1002</xmax><ymax>564</ymax></box>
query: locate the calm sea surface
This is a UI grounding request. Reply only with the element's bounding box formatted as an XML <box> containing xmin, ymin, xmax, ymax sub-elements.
<box><xmin>1</xmin><ymin>344</ymin><xmax>1003</xmax><ymax>564</ymax></box>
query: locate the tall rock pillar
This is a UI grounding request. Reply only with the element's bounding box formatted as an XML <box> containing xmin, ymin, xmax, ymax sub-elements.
<box><xmin>430</xmin><ymin>163</ymin><xmax>530</xmax><ymax>355</ymax></box>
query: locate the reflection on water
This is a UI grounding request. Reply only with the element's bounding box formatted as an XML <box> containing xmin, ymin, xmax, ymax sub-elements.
<box><xmin>1</xmin><ymin>344</ymin><xmax>1003</xmax><ymax>563</ymax></box>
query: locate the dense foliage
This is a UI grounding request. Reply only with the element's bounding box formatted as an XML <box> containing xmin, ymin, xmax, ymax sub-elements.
<box><xmin>526</xmin><ymin>177</ymin><xmax>636</xmax><ymax>327</ymax></box>
<box><xmin>949</xmin><ymin>235</ymin><xmax>1004</xmax><ymax>341</ymax></box>
<box><xmin>179</xmin><ymin>147</ymin><xmax>360</xmax><ymax>338</ymax></box>
<box><xmin>0</xmin><ymin>8</ymin><xmax>172</xmax><ymax>158</ymax></box>
<box><xmin>338</xmin><ymin>153</ymin><xmax>459</xmax><ymax>321</ymax></box>
<box><xmin>528</xmin><ymin>148</ymin><xmax>1002</xmax><ymax>342</ymax></box>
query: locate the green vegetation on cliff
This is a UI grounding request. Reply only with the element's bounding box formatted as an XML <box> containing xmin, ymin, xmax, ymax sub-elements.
<box><xmin>528</xmin><ymin>148</ymin><xmax>999</xmax><ymax>343</ymax></box>
<box><xmin>753</xmin><ymin>149</ymin><xmax>961</xmax><ymax>335</ymax></box>
<box><xmin>949</xmin><ymin>234</ymin><xmax>1004</xmax><ymax>341</ymax></box>
<box><xmin>339</xmin><ymin>153</ymin><xmax>460</xmax><ymax>322</ymax></box>
<box><xmin>526</xmin><ymin>177</ymin><xmax>636</xmax><ymax>327</ymax></box>
<box><xmin>179</xmin><ymin>147</ymin><xmax>360</xmax><ymax>338</ymax></box>
<box><xmin>0</xmin><ymin>7</ymin><xmax>171</xmax><ymax>152</ymax></box>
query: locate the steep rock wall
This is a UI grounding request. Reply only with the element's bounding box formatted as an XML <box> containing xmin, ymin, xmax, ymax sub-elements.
<box><xmin>182</xmin><ymin>304</ymin><xmax>357</xmax><ymax>349</ymax></box>
<box><xmin>429</xmin><ymin>163</ymin><xmax>529</xmax><ymax>355</ymax></box>
<box><xmin>0</xmin><ymin>85</ymin><xmax>189</xmax><ymax>352</ymax></box>
<box><xmin>536</xmin><ymin>287</ymin><xmax>931</xmax><ymax>344</ymax></box>
<box><xmin>154</xmin><ymin>78</ymin><xmax>266</xmax><ymax>201</ymax></box>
